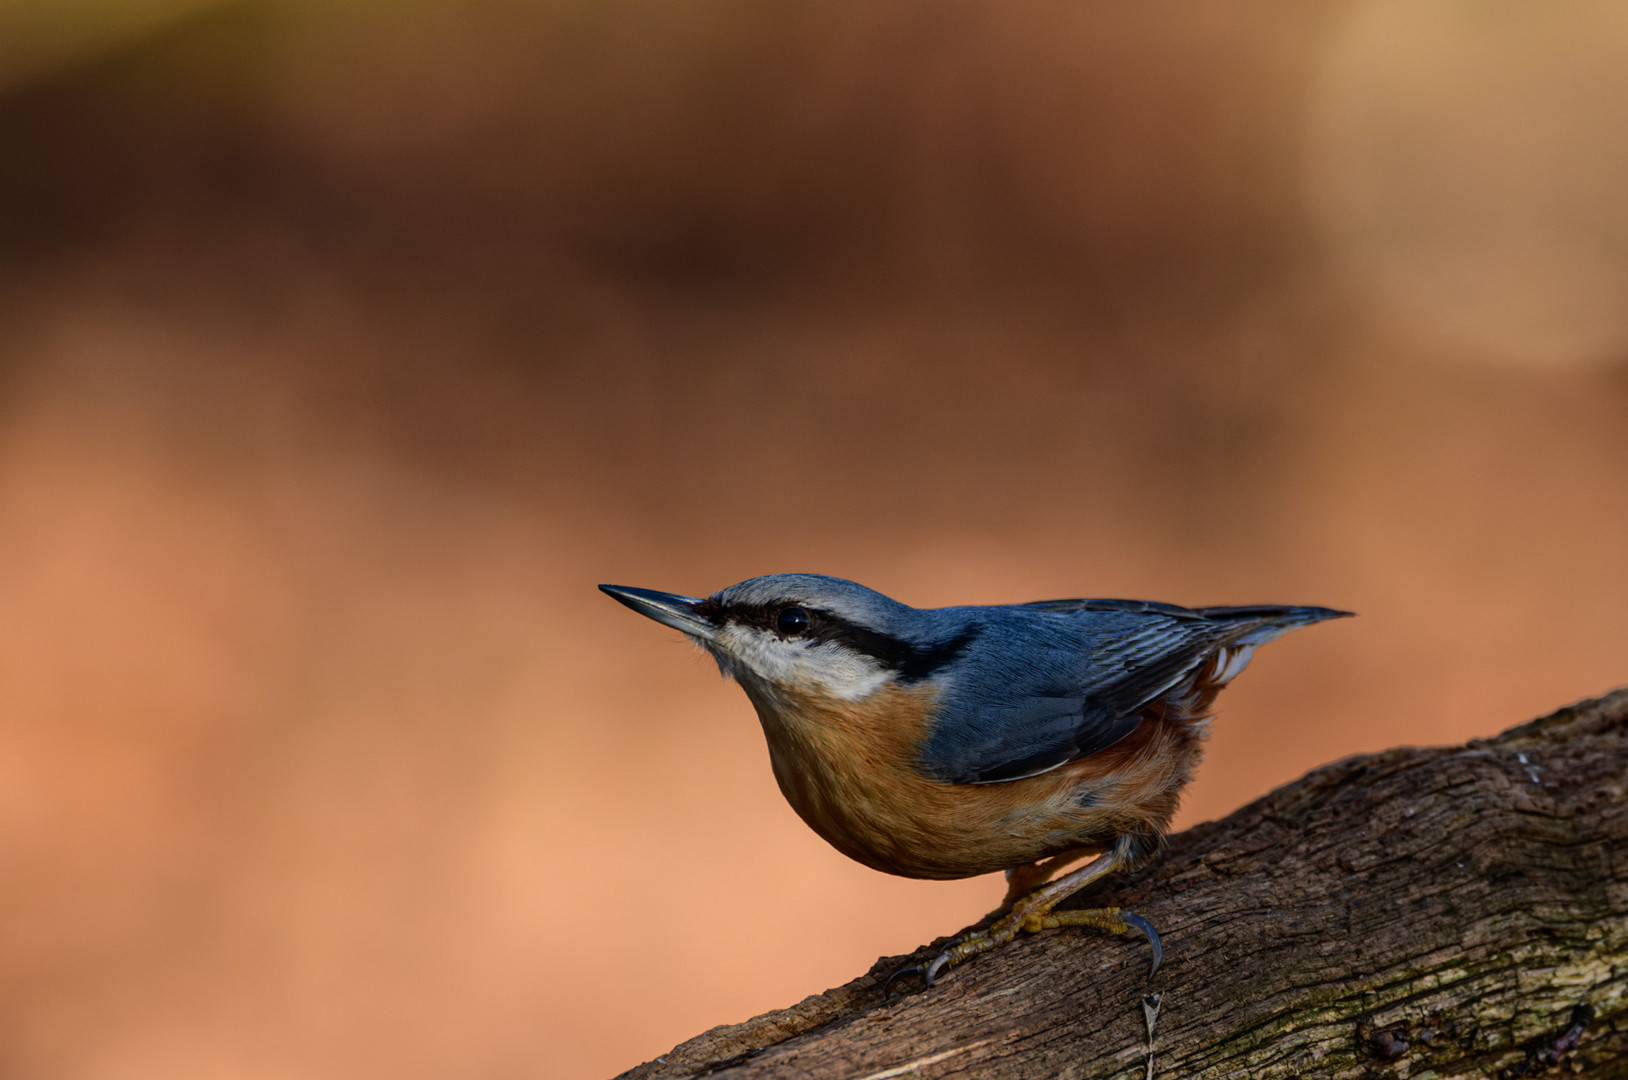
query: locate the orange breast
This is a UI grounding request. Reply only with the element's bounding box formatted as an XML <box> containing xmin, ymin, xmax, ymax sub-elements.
<box><xmin>743</xmin><ymin>679</ymin><xmax>1209</xmax><ymax>880</ymax></box>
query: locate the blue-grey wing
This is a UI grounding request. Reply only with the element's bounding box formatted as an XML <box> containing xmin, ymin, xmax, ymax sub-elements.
<box><xmin>916</xmin><ymin>600</ymin><xmax>1347</xmax><ymax>785</ymax></box>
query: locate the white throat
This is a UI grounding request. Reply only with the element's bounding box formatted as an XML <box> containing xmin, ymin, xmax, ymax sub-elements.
<box><xmin>705</xmin><ymin>623</ymin><xmax>892</xmax><ymax>701</ymax></box>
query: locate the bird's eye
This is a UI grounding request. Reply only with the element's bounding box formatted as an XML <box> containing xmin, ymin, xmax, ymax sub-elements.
<box><xmin>776</xmin><ymin>607</ymin><xmax>811</xmax><ymax>637</ymax></box>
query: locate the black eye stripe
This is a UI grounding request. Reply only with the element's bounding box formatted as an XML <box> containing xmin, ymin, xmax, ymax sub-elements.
<box><xmin>704</xmin><ymin>600</ymin><xmax>980</xmax><ymax>683</ymax></box>
<box><xmin>702</xmin><ymin>601</ymin><xmax>827</xmax><ymax>637</ymax></box>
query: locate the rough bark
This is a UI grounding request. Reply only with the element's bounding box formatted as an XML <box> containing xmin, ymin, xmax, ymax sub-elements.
<box><xmin>618</xmin><ymin>688</ymin><xmax>1628</xmax><ymax>1079</ymax></box>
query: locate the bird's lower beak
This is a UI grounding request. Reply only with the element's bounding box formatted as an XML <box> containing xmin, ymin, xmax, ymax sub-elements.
<box><xmin>598</xmin><ymin>584</ymin><xmax>717</xmax><ymax>641</ymax></box>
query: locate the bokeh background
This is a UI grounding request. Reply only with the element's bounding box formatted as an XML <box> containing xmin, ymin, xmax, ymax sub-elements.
<box><xmin>2</xmin><ymin>1</ymin><xmax>1626</xmax><ymax>1077</ymax></box>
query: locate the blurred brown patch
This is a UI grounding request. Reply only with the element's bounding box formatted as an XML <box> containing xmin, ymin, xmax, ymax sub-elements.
<box><xmin>0</xmin><ymin>3</ymin><xmax>1624</xmax><ymax>1078</ymax></box>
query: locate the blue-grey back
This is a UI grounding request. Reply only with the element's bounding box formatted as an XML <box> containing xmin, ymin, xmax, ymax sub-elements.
<box><xmin>911</xmin><ymin>599</ymin><xmax>1344</xmax><ymax>784</ymax></box>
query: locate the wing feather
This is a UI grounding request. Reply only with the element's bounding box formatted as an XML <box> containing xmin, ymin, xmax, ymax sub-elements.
<box><xmin>917</xmin><ymin>602</ymin><xmax>1347</xmax><ymax>785</ymax></box>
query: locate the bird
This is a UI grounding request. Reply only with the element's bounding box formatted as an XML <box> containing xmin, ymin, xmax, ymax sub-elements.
<box><xmin>599</xmin><ymin>573</ymin><xmax>1350</xmax><ymax>987</ymax></box>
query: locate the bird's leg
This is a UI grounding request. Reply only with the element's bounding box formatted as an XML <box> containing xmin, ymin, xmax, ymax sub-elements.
<box><xmin>895</xmin><ymin>841</ymin><xmax>1161</xmax><ymax>989</ymax></box>
<box><xmin>1000</xmin><ymin>848</ymin><xmax>1097</xmax><ymax>907</ymax></box>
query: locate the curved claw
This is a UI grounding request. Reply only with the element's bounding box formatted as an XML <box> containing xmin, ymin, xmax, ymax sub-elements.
<box><xmin>882</xmin><ymin>963</ymin><xmax>925</xmax><ymax>996</ymax></box>
<box><xmin>1119</xmin><ymin>911</ymin><xmax>1163</xmax><ymax>978</ymax></box>
<box><xmin>923</xmin><ymin>951</ymin><xmax>952</xmax><ymax>987</ymax></box>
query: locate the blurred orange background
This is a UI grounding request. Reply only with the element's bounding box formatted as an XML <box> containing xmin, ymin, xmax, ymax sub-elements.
<box><xmin>2</xmin><ymin>2</ymin><xmax>1626</xmax><ymax>1077</ymax></box>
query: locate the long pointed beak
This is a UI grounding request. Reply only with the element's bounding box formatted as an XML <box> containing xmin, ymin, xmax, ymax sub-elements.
<box><xmin>598</xmin><ymin>584</ymin><xmax>717</xmax><ymax>641</ymax></box>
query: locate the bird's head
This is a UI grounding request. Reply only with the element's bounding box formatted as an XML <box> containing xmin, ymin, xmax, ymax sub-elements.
<box><xmin>599</xmin><ymin>573</ymin><xmax>974</xmax><ymax>705</ymax></box>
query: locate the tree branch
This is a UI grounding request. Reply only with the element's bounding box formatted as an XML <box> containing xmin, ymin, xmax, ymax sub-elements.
<box><xmin>619</xmin><ymin>688</ymin><xmax>1628</xmax><ymax>1079</ymax></box>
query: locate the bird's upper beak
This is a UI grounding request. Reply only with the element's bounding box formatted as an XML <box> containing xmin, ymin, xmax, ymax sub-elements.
<box><xmin>598</xmin><ymin>584</ymin><xmax>717</xmax><ymax>641</ymax></box>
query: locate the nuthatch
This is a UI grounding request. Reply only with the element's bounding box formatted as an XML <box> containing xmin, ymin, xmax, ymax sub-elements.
<box><xmin>600</xmin><ymin>574</ymin><xmax>1349</xmax><ymax>986</ymax></box>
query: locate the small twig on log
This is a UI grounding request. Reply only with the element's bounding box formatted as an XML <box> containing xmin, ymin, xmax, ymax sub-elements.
<box><xmin>619</xmin><ymin>688</ymin><xmax>1628</xmax><ymax>1079</ymax></box>
<box><xmin>1141</xmin><ymin>991</ymin><xmax>1161</xmax><ymax>1080</ymax></box>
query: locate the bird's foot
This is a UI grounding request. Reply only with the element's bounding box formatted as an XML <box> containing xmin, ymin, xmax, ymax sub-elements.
<box><xmin>883</xmin><ymin>846</ymin><xmax>1159</xmax><ymax>993</ymax></box>
<box><xmin>884</xmin><ymin>904</ymin><xmax>1161</xmax><ymax>993</ymax></box>
<box><xmin>936</xmin><ymin>903</ymin><xmax>1161</xmax><ymax>984</ymax></box>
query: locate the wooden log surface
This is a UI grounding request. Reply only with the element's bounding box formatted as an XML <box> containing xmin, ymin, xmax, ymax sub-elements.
<box><xmin>618</xmin><ymin>688</ymin><xmax>1628</xmax><ymax>1079</ymax></box>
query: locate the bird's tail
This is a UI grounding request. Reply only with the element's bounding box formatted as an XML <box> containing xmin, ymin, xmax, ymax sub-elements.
<box><xmin>1190</xmin><ymin>605</ymin><xmax>1352</xmax><ymax>688</ymax></box>
<box><xmin>1197</xmin><ymin>604</ymin><xmax>1353</xmax><ymax>646</ymax></box>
